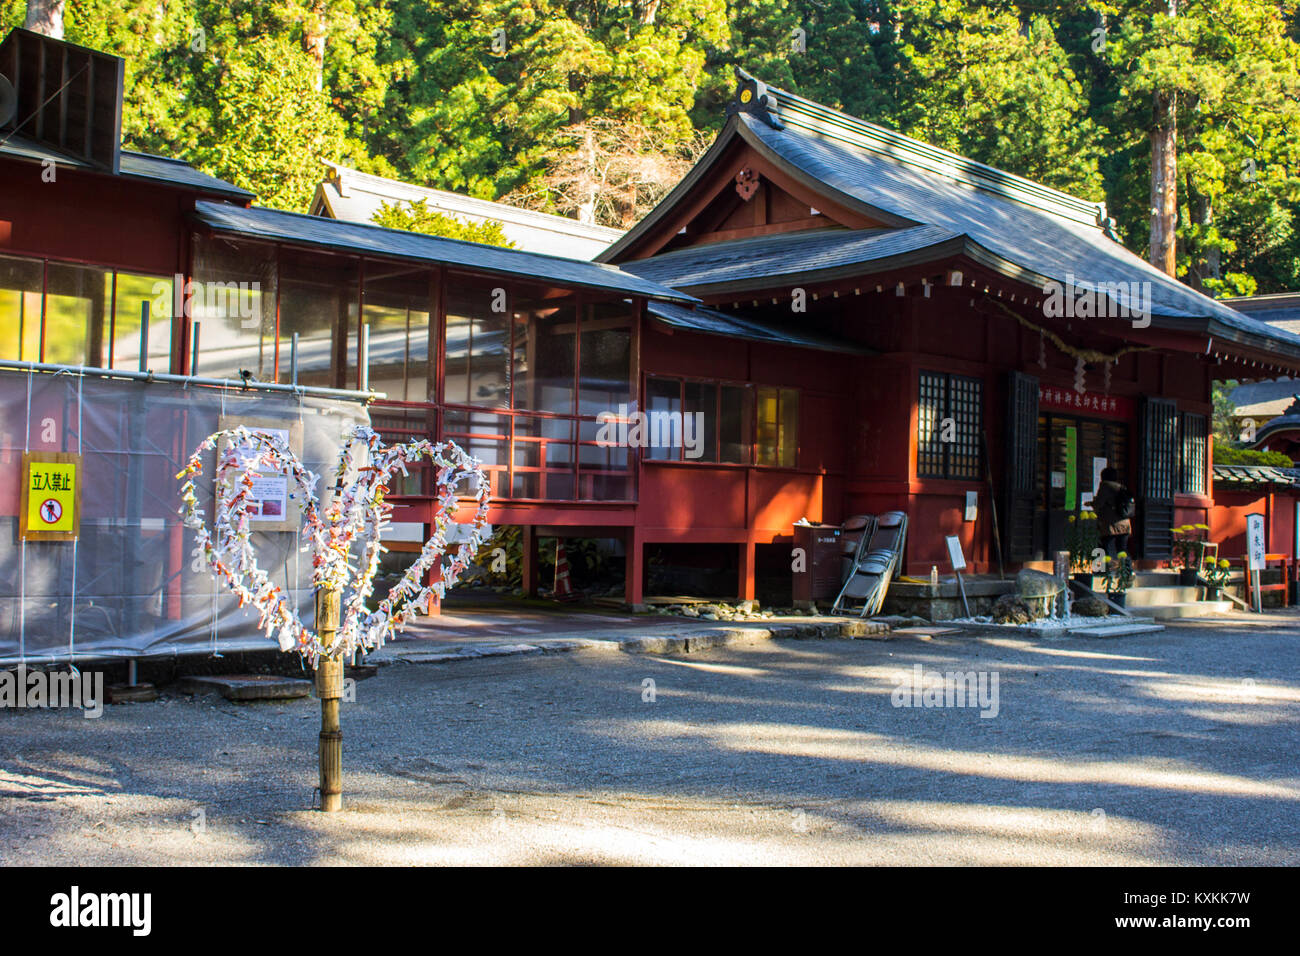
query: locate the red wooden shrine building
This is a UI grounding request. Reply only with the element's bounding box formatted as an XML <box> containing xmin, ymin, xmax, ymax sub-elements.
<box><xmin>596</xmin><ymin>71</ymin><xmax>1300</xmax><ymax>596</ymax></box>
<box><xmin>7</xmin><ymin>29</ymin><xmax>1300</xmax><ymax>612</ymax></box>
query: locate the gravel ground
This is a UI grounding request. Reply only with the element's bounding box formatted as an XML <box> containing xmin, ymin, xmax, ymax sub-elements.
<box><xmin>2</xmin><ymin>614</ymin><xmax>1298</xmax><ymax>866</ymax></box>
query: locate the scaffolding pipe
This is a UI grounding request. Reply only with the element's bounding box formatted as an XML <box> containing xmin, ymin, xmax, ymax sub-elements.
<box><xmin>0</xmin><ymin>359</ymin><xmax>383</xmax><ymax>402</ymax></box>
<box><xmin>139</xmin><ymin>301</ymin><xmax>149</xmax><ymax>373</ymax></box>
<box><xmin>360</xmin><ymin>323</ymin><xmax>370</xmax><ymax>393</ymax></box>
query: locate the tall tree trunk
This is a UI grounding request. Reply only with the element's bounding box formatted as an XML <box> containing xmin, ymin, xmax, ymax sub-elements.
<box><xmin>23</xmin><ymin>0</ymin><xmax>64</xmax><ymax>38</ymax></box>
<box><xmin>1150</xmin><ymin>88</ymin><xmax>1178</xmax><ymax>276</ymax></box>
<box><xmin>304</xmin><ymin>0</ymin><xmax>327</xmax><ymax>92</ymax></box>
<box><xmin>576</xmin><ymin>126</ymin><xmax>598</xmax><ymax>225</ymax></box>
<box><xmin>1149</xmin><ymin>0</ymin><xmax>1178</xmax><ymax>277</ymax></box>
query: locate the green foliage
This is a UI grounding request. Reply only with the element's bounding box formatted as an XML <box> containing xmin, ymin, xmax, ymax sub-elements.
<box><xmin>470</xmin><ymin>527</ymin><xmax>609</xmax><ymax>590</ymax></box>
<box><xmin>4</xmin><ymin>0</ymin><xmax>1299</xmax><ymax>297</ymax></box>
<box><xmin>1171</xmin><ymin>524</ymin><xmax>1211</xmax><ymax>570</ymax></box>
<box><xmin>890</xmin><ymin>5</ymin><xmax>1105</xmax><ymax>199</ymax></box>
<box><xmin>1105</xmin><ymin>552</ymin><xmax>1134</xmax><ymax>594</ymax></box>
<box><xmin>191</xmin><ymin>34</ymin><xmax>349</xmax><ymax>210</ymax></box>
<box><xmin>1213</xmin><ymin>441</ymin><xmax>1293</xmax><ymax>466</ymax></box>
<box><xmin>371</xmin><ymin>198</ymin><xmax>516</xmax><ymax>247</ymax></box>
<box><xmin>1065</xmin><ymin>511</ymin><xmax>1100</xmax><ymax>573</ymax></box>
<box><xmin>1101</xmin><ymin>0</ymin><xmax>1300</xmax><ymax>292</ymax></box>
<box><xmin>1212</xmin><ymin>379</ymin><xmax>1239</xmax><ymax>441</ymax></box>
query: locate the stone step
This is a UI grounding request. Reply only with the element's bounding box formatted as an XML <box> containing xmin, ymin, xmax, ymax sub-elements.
<box><xmin>1120</xmin><ymin>586</ymin><xmax>1201</xmax><ymax>606</ymax></box>
<box><xmin>1066</xmin><ymin>615</ymin><xmax>1158</xmax><ymax>629</ymax></box>
<box><xmin>1146</xmin><ymin>601</ymin><xmax>1234</xmax><ymax>620</ymax></box>
<box><xmin>1067</xmin><ymin>623</ymin><xmax>1166</xmax><ymax>638</ymax></box>
<box><xmin>178</xmin><ymin>674</ymin><xmax>313</xmax><ymax>701</ymax></box>
<box><xmin>106</xmin><ymin>682</ymin><xmax>159</xmax><ymax>704</ymax></box>
<box><xmin>1134</xmin><ymin>571</ymin><xmax>1182</xmax><ymax>587</ymax></box>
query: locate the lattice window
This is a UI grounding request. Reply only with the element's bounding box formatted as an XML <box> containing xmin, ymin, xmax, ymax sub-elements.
<box><xmin>917</xmin><ymin>370</ymin><xmax>983</xmax><ymax>480</ymax></box>
<box><xmin>1142</xmin><ymin>399</ymin><xmax>1178</xmax><ymax>500</ymax></box>
<box><xmin>1181</xmin><ymin>412</ymin><xmax>1207</xmax><ymax>495</ymax></box>
<box><xmin>917</xmin><ymin>371</ymin><xmax>946</xmax><ymax>478</ymax></box>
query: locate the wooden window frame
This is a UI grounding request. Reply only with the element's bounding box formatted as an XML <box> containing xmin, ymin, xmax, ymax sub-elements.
<box><xmin>917</xmin><ymin>370</ymin><xmax>984</xmax><ymax>481</ymax></box>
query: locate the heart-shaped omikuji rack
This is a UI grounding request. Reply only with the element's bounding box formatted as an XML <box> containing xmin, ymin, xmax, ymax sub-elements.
<box><xmin>177</xmin><ymin>425</ymin><xmax>492</xmax><ymax>664</ymax></box>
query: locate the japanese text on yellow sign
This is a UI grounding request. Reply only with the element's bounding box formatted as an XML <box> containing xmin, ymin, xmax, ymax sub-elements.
<box><xmin>27</xmin><ymin>459</ymin><xmax>77</xmax><ymax>535</ymax></box>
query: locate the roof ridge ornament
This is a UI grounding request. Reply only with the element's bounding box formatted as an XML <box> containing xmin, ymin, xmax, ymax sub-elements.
<box><xmin>726</xmin><ymin>68</ymin><xmax>784</xmax><ymax>129</ymax></box>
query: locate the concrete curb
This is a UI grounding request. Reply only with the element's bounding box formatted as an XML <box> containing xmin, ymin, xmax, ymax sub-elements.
<box><xmin>371</xmin><ymin>616</ymin><xmax>893</xmax><ymax>667</ymax></box>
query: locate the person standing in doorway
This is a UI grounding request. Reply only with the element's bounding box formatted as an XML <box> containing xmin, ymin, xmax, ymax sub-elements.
<box><xmin>1093</xmin><ymin>466</ymin><xmax>1133</xmax><ymax>558</ymax></box>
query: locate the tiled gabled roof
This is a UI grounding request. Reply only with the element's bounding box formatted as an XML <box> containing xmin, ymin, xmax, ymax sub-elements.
<box><xmin>192</xmin><ymin>201</ymin><xmax>696</xmax><ymax>304</ymax></box>
<box><xmin>646</xmin><ymin>300</ymin><xmax>873</xmax><ymax>354</ymax></box>
<box><xmin>605</xmin><ymin>71</ymin><xmax>1300</xmax><ymax>362</ymax></box>
<box><xmin>313</xmin><ymin>161</ymin><xmax>623</xmax><ymax>261</ymax></box>
<box><xmin>1221</xmin><ymin>293</ymin><xmax>1300</xmax><ymax>331</ymax></box>
<box><xmin>624</xmin><ymin>225</ymin><xmax>959</xmax><ymax>293</ymax></box>
<box><xmin>1212</xmin><ymin>463</ymin><xmax>1300</xmax><ymax>487</ymax></box>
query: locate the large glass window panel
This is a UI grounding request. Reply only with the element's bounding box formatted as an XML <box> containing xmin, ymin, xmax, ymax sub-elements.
<box><xmin>43</xmin><ymin>263</ymin><xmax>110</xmax><ymax>367</ymax></box>
<box><xmin>756</xmin><ymin>386</ymin><xmax>798</xmax><ymax>468</ymax></box>
<box><xmin>542</xmin><ymin>439</ymin><xmax>575</xmax><ymax>501</ymax></box>
<box><xmin>445</xmin><ymin>275</ymin><xmax>511</xmax><ymax>409</ymax></box>
<box><xmin>512</xmin><ymin>415</ymin><xmax>575</xmax><ymax>499</ymax></box>
<box><xmin>719</xmin><ymin>384</ymin><xmax>751</xmax><ymax>464</ymax></box>
<box><xmin>191</xmin><ymin>235</ymin><xmax>278</xmax><ymax>381</ymax></box>
<box><xmin>682</xmin><ymin>380</ymin><xmax>718</xmax><ymax>463</ymax></box>
<box><xmin>779</xmin><ymin>387</ymin><xmax>799</xmax><ymax>468</ymax></box>
<box><xmin>111</xmin><ymin>272</ymin><xmax>173</xmax><ymax>371</ymax></box>
<box><xmin>757</xmin><ymin>386</ymin><xmax>780</xmax><ymax>466</ymax></box>
<box><xmin>279</xmin><ymin>249</ymin><xmax>357</xmax><ymax>390</ymax></box>
<box><xmin>646</xmin><ymin>377</ymin><xmax>682</xmax><ymax>461</ymax></box>
<box><xmin>0</xmin><ymin>255</ymin><xmax>44</xmax><ymax>362</ymax></box>
<box><xmin>444</xmin><ymin>409</ymin><xmax>510</xmax><ymax>498</ymax></box>
<box><xmin>578</xmin><ymin>301</ymin><xmax>633</xmax><ymax>418</ymax></box>
<box><xmin>578</xmin><ymin>419</ymin><xmax>632</xmax><ymax>500</ymax></box>
<box><xmin>363</xmin><ymin>265</ymin><xmax>433</xmax><ymax>402</ymax></box>
<box><xmin>370</xmin><ymin>405</ymin><xmax>436</xmax><ymax>494</ymax></box>
<box><xmin>511</xmin><ymin>288</ymin><xmax>577</xmax><ymax>415</ymax></box>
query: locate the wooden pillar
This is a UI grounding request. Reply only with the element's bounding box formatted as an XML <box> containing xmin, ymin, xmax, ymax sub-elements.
<box><xmin>422</xmin><ymin>519</ymin><xmax>442</xmax><ymax>616</ymax></box>
<box><xmin>424</xmin><ymin>567</ymin><xmax>442</xmax><ymax>615</ymax></box>
<box><xmin>521</xmin><ymin>525</ymin><xmax>539</xmax><ymax>598</ymax></box>
<box><xmin>314</xmin><ymin>588</ymin><xmax>343</xmax><ymax>813</ymax></box>
<box><xmin>1268</xmin><ymin>491</ymin><xmax>1275</xmax><ymax>552</ymax></box>
<box><xmin>624</xmin><ymin>526</ymin><xmax>644</xmax><ymax>608</ymax></box>
<box><xmin>739</xmin><ymin>540</ymin><xmax>756</xmax><ymax>602</ymax></box>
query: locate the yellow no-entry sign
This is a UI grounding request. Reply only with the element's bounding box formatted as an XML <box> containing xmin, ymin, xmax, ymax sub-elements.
<box><xmin>20</xmin><ymin>453</ymin><xmax>81</xmax><ymax>541</ymax></box>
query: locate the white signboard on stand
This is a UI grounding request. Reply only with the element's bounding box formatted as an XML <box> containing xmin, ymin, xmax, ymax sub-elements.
<box><xmin>945</xmin><ymin>535</ymin><xmax>966</xmax><ymax>571</ymax></box>
<box><xmin>1247</xmin><ymin>513</ymin><xmax>1266</xmax><ymax>571</ymax></box>
<box><xmin>1247</xmin><ymin>512</ymin><xmax>1266</xmax><ymax>613</ymax></box>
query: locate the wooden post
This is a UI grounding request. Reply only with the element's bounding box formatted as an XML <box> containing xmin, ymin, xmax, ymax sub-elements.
<box><xmin>315</xmin><ymin>588</ymin><xmax>344</xmax><ymax>813</ymax></box>
<box><xmin>739</xmin><ymin>540</ymin><xmax>756</xmax><ymax>603</ymax></box>
<box><xmin>521</xmin><ymin>525</ymin><xmax>539</xmax><ymax>598</ymax></box>
<box><xmin>624</xmin><ymin>526</ymin><xmax>644</xmax><ymax>609</ymax></box>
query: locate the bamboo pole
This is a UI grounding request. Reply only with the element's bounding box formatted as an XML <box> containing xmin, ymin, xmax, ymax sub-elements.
<box><xmin>315</xmin><ymin>588</ymin><xmax>344</xmax><ymax>812</ymax></box>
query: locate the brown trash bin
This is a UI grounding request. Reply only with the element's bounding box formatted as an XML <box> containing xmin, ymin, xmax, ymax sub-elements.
<box><xmin>792</xmin><ymin>522</ymin><xmax>843</xmax><ymax>609</ymax></box>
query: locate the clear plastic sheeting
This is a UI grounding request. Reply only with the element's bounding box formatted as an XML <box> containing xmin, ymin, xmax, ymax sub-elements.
<box><xmin>0</xmin><ymin>368</ymin><xmax>371</xmax><ymax>664</ymax></box>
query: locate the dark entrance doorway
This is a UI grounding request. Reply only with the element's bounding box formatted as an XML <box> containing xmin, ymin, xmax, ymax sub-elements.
<box><xmin>1037</xmin><ymin>413</ymin><xmax>1130</xmax><ymax>560</ymax></box>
